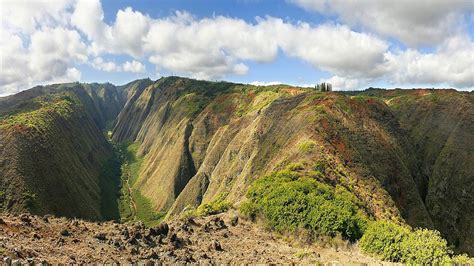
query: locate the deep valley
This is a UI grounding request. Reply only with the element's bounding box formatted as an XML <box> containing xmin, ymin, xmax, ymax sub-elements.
<box><xmin>0</xmin><ymin>77</ymin><xmax>473</xmax><ymax>264</ymax></box>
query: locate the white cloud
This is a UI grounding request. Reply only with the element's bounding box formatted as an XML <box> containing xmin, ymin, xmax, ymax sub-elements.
<box><xmin>289</xmin><ymin>0</ymin><xmax>474</xmax><ymax>47</ymax></box>
<box><xmin>86</xmin><ymin>9</ymin><xmax>386</xmax><ymax>80</ymax></box>
<box><xmin>250</xmin><ymin>81</ymin><xmax>283</xmax><ymax>86</ymax></box>
<box><xmin>262</xmin><ymin>19</ymin><xmax>388</xmax><ymax>78</ymax></box>
<box><xmin>71</xmin><ymin>0</ymin><xmax>107</xmax><ymax>43</ymax></box>
<box><xmin>322</xmin><ymin>34</ymin><xmax>474</xmax><ymax>90</ymax></box>
<box><xmin>122</xmin><ymin>60</ymin><xmax>146</xmax><ymax>73</ymax></box>
<box><xmin>321</xmin><ymin>76</ymin><xmax>363</xmax><ymax>90</ymax></box>
<box><xmin>49</xmin><ymin>67</ymin><xmax>82</xmax><ymax>84</ymax></box>
<box><xmin>1</xmin><ymin>0</ymin><xmax>473</xmax><ymax>95</ymax></box>
<box><xmin>29</xmin><ymin>27</ymin><xmax>88</xmax><ymax>78</ymax></box>
<box><xmin>385</xmin><ymin>35</ymin><xmax>474</xmax><ymax>88</ymax></box>
<box><xmin>141</xmin><ymin>12</ymin><xmax>277</xmax><ymax>79</ymax></box>
<box><xmin>91</xmin><ymin>57</ymin><xmax>146</xmax><ymax>73</ymax></box>
<box><xmin>91</xmin><ymin>57</ymin><xmax>120</xmax><ymax>72</ymax></box>
<box><xmin>0</xmin><ymin>0</ymin><xmax>73</xmax><ymax>33</ymax></box>
<box><xmin>0</xmin><ymin>27</ymin><xmax>86</xmax><ymax>94</ymax></box>
<box><xmin>111</xmin><ymin>7</ymin><xmax>150</xmax><ymax>57</ymax></box>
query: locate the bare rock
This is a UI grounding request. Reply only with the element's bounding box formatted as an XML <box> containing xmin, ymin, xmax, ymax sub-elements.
<box><xmin>94</xmin><ymin>232</ymin><xmax>107</xmax><ymax>241</ymax></box>
<box><xmin>230</xmin><ymin>215</ymin><xmax>239</xmax><ymax>226</ymax></box>
<box><xmin>60</xmin><ymin>229</ymin><xmax>70</xmax><ymax>237</ymax></box>
<box><xmin>121</xmin><ymin>228</ymin><xmax>130</xmax><ymax>240</ymax></box>
<box><xmin>20</xmin><ymin>214</ymin><xmax>31</xmax><ymax>224</ymax></box>
<box><xmin>42</xmin><ymin>215</ymin><xmax>50</xmax><ymax>223</ymax></box>
<box><xmin>3</xmin><ymin>257</ymin><xmax>12</xmax><ymax>266</ymax></box>
<box><xmin>208</xmin><ymin>240</ymin><xmax>223</xmax><ymax>251</ymax></box>
<box><xmin>155</xmin><ymin>223</ymin><xmax>169</xmax><ymax>236</ymax></box>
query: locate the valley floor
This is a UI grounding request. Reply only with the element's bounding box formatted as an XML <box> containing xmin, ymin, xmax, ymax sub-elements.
<box><xmin>0</xmin><ymin>211</ymin><xmax>394</xmax><ymax>265</ymax></box>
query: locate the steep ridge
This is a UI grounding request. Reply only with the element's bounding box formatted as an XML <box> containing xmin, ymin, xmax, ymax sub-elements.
<box><xmin>0</xmin><ymin>82</ymin><xmax>137</xmax><ymax>220</ymax></box>
<box><xmin>112</xmin><ymin>77</ymin><xmax>437</xmax><ymax>231</ymax></box>
<box><xmin>372</xmin><ymin>89</ymin><xmax>473</xmax><ymax>254</ymax></box>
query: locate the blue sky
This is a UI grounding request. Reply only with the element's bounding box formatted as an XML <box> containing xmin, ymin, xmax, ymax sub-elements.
<box><xmin>1</xmin><ymin>0</ymin><xmax>473</xmax><ymax>95</ymax></box>
<box><xmin>80</xmin><ymin>0</ymin><xmax>337</xmax><ymax>86</ymax></box>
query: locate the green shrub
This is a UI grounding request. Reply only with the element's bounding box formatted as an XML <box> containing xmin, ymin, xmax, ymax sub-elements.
<box><xmin>401</xmin><ymin>228</ymin><xmax>448</xmax><ymax>264</ymax></box>
<box><xmin>239</xmin><ymin>201</ymin><xmax>259</xmax><ymax>220</ymax></box>
<box><xmin>241</xmin><ymin>170</ymin><xmax>368</xmax><ymax>241</ymax></box>
<box><xmin>286</xmin><ymin>162</ymin><xmax>305</xmax><ymax>171</ymax></box>
<box><xmin>360</xmin><ymin>220</ymin><xmax>455</xmax><ymax>264</ymax></box>
<box><xmin>445</xmin><ymin>254</ymin><xmax>474</xmax><ymax>265</ymax></box>
<box><xmin>196</xmin><ymin>192</ymin><xmax>231</xmax><ymax>216</ymax></box>
<box><xmin>297</xmin><ymin>140</ymin><xmax>316</xmax><ymax>153</ymax></box>
<box><xmin>359</xmin><ymin>220</ymin><xmax>410</xmax><ymax>262</ymax></box>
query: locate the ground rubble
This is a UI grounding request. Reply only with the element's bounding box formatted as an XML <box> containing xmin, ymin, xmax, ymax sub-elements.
<box><xmin>0</xmin><ymin>212</ymin><xmax>392</xmax><ymax>265</ymax></box>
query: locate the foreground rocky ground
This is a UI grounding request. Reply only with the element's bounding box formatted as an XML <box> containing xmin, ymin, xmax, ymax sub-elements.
<box><xmin>0</xmin><ymin>211</ymin><xmax>391</xmax><ymax>265</ymax></box>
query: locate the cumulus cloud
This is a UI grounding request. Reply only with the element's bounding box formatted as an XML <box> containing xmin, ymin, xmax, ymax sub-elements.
<box><xmin>289</xmin><ymin>0</ymin><xmax>473</xmax><ymax>47</ymax></box>
<box><xmin>1</xmin><ymin>0</ymin><xmax>73</xmax><ymax>34</ymax></box>
<box><xmin>261</xmin><ymin>19</ymin><xmax>388</xmax><ymax>78</ymax></box>
<box><xmin>76</xmin><ymin>6</ymin><xmax>388</xmax><ymax>80</ymax></box>
<box><xmin>321</xmin><ymin>76</ymin><xmax>363</xmax><ymax>90</ymax></box>
<box><xmin>0</xmin><ymin>27</ymin><xmax>86</xmax><ymax>95</ymax></box>
<box><xmin>71</xmin><ymin>0</ymin><xmax>107</xmax><ymax>43</ymax></box>
<box><xmin>91</xmin><ymin>58</ymin><xmax>146</xmax><ymax>73</ymax></box>
<box><xmin>122</xmin><ymin>60</ymin><xmax>146</xmax><ymax>73</ymax></box>
<box><xmin>321</xmin><ymin>35</ymin><xmax>474</xmax><ymax>90</ymax></box>
<box><xmin>1</xmin><ymin>0</ymin><xmax>473</xmax><ymax>95</ymax></box>
<box><xmin>91</xmin><ymin>57</ymin><xmax>120</xmax><ymax>72</ymax></box>
<box><xmin>250</xmin><ymin>81</ymin><xmax>283</xmax><ymax>86</ymax></box>
<box><xmin>385</xmin><ymin>35</ymin><xmax>474</xmax><ymax>88</ymax></box>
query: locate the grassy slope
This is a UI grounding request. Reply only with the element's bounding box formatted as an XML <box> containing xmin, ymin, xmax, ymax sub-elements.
<box><xmin>0</xmin><ymin>82</ymin><xmax>131</xmax><ymax>220</ymax></box>
<box><xmin>0</xmin><ymin>92</ymin><xmax>115</xmax><ymax>219</ymax></box>
<box><xmin>117</xmin><ymin>143</ymin><xmax>165</xmax><ymax>226</ymax></box>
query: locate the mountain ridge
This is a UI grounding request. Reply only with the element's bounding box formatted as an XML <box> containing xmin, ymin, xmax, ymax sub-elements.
<box><xmin>0</xmin><ymin>77</ymin><xmax>472</xmax><ymax>256</ymax></box>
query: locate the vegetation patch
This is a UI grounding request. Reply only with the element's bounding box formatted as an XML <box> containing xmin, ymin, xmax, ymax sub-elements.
<box><xmin>0</xmin><ymin>93</ymin><xmax>80</xmax><ymax>131</ymax></box>
<box><xmin>131</xmin><ymin>189</ymin><xmax>166</xmax><ymax>227</ymax></box>
<box><xmin>297</xmin><ymin>140</ymin><xmax>317</xmax><ymax>153</ymax></box>
<box><xmin>360</xmin><ymin>220</ymin><xmax>473</xmax><ymax>264</ymax></box>
<box><xmin>117</xmin><ymin>143</ymin><xmax>164</xmax><ymax>226</ymax></box>
<box><xmin>98</xmin><ymin>155</ymin><xmax>121</xmax><ymax>221</ymax></box>
<box><xmin>358</xmin><ymin>220</ymin><xmax>410</xmax><ymax>262</ymax></box>
<box><xmin>240</xmin><ymin>170</ymin><xmax>368</xmax><ymax>241</ymax></box>
<box><xmin>196</xmin><ymin>192</ymin><xmax>232</xmax><ymax>216</ymax></box>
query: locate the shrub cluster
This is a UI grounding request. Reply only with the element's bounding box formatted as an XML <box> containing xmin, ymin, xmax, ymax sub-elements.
<box><xmin>241</xmin><ymin>169</ymin><xmax>474</xmax><ymax>264</ymax></box>
<box><xmin>196</xmin><ymin>192</ymin><xmax>231</xmax><ymax>216</ymax></box>
<box><xmin>360</xmin><ymin>220</ymin><xmax>472</xmax><ymax>264</ymax></box>
<box><xmin>240</xmin><ymin>170</ymin><xmax>368</xmax><ymax>241</ymax></box>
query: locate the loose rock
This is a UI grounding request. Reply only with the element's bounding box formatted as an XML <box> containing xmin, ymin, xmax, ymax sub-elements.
<box><xmin>209</xmin><ymin>240</ymin><xmax>223</xmax><ymax>251</ymax></box>
<box><xmin>60</xmin><ymin>229</ymin><xmax>70</xmax><ymax>237</ymax></box>
<box><xmin>94</xmin><ymin>232</ymin><xmax>107</xmax><ymax>241</ymax></box>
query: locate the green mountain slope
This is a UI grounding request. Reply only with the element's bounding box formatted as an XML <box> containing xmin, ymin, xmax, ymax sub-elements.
<box><xmin>0</xmin><ymin>82</ymin><xmax>140</xmax><ymax>220</ymax></box>
<box><xmin>364</xmin><ymin>89</ymin><xmax>474</xmax><ymax>254</ymax></box>
<box><xmin>0</xmin><ymin>78</ymin><xmax>472</xmax><ymax>255</ymax></box>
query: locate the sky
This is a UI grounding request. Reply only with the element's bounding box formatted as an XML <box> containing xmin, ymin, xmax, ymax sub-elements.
<box><xmin>1</xmin><ymin>0</ymin><xmax>473</xmax><ymax>96</ymax></box>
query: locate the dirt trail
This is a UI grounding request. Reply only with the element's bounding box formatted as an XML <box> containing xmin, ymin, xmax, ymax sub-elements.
<box><xmin>124</xmin><ymin>166</ymin><xmax>137</xmax><ymax>218</ymax></box>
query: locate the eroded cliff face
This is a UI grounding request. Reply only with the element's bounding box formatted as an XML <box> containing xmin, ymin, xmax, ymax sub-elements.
<box><xmin>111</xmin><ymin>78</ymin><xmax>433</xmax><ymax>228</ymax></box>
<box><xmin>384</xmin><ymin>90</ymin><xmax>474</xmax><ymax>254</ymax></box>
